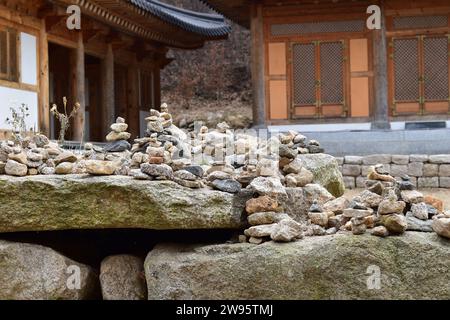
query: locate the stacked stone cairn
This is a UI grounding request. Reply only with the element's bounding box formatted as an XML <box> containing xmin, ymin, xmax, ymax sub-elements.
<box><xmin>0</xmin><ymin>133</ymin><xmax>77</xmax><ymax>176</ymax></box>
<box><xmin>242</xmin><ymin>195</ymin><xmax>303</xmax><ymax>244</ymax></box>
<box><xmin>312</xmin><ymin>163</ymin><xmax>450</xmax><ymax>240</ymax></box>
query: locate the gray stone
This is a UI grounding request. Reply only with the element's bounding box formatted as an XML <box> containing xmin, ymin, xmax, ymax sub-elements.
<box><xmin>440</xmin><ymin>177</ymin><xmax>450</xmax><ymax>188</ymax></box>
<box><xmin>104</xmin><ymin>140</ymin><xmax>131</xmax><ymax>153</ymax></box>
<box><xmin>183</xmin><ymin>165</ymin><xmax>204</xmax><ymax>178</ymax></box>
<box><xmin>408</xmin><ymin>162</ymin><xmax>423</xmax><ymax>177</ymax></box>
<box><xmin>145</xmin><ymin>233</ymin><xmax>450</xmax><ymax>300</ymax></box>
<box><xmin>356</xmin><ymin>177</ymin><xmax>366</xmax><ymax>188</ymax></box>
<box><xmin>359</xmin><ymin>190</ymin><xmax>383</xmax><ymax>208</ymax></box>
<box><xmin>344</xmin><ymin>156</ymin><xmax>362</xmax><ymax>165</ymax></box>
<box><xmin>297</xmin><ymin>154</ymin><xmax>345</xmax><ymax>197</ymax></box>
<box><xmin>248</xmin><ymin>176</ymin><xmax>286</xmax><ymax>197</ymax></box>
<box><xmin>322</xmin><ymin>197</ymin><xmax>349</xmax><ymax>215</ymax></box>
<box><xmin>342</xmin><ymin>164</ymin><xmax>361</xmax><ymax>177</ymax></box>
<box><xmin>362</xmin><ymin>154</ymin><xmax>392</xmax><ymax>165</ymax></box>
<box><xmin>5</xmin><ymin>159</ymin><xmax>28</xmax><ymax>176</ymax></box>
<box><xmin>211</xmin><ymin>179</ymin><xmax>241</xmax><ymax>194</ymax></box>
<box><xmin>400</xmin><ymin>190</ymin><xmax>424</xmax><ymax>204</ymax></box>
<box><xmin>174</xmin><ymin>170</ymin><xmax>197</xmax><ymax>181</ymax></box>
<box><xmin>410</xmin><ymin>154</ymin><xmax>428</xmax><ymax>162</ymax></box>
<box><xmin>0</xmin><ymin>240</ymin><xmax>99</xmax><ymax>300</ymax></box>
<box><xmin>361</xmin><ymin>165</ymin><xmax>373</xmax><ymax>177</ymax></box>
<box><xmin>0</xmin><ymin>175</ymin><xmax>251</xmax><ymax>232</ymax></box>
<box><xmin>335</xmin><ymin>157</ymin><xmax>344</xmax><ymax>165</ymax></box>
<box><xmin>391</xmin><ymin>164</ymin><xmax>408</xmax><ymax>177</ymax></box>
<box><xmin>141</xmin><ymin>163</ymin><xmax>173</xmax><ymax>179</ymax></box>
<box><xmin>405</xmin><ymin>212</ymin><xmax>433</xmax><ymax>232</ymax></box>
<box><xmin>283</xmin><ymin>158</ymin><xmax>303</xmax><ymax>174</ymax></box>
<box><xmin>343</xmin><ymin>208</ymin><xmax>373</xmax><ymax>219</ymax></box>
<box><xmin>423</xmin><ymin>164</ymin><xmax>439</xmax><ymax>177</ymax></box>
<box><xmin>100</xmin><ymin>255</ymin><xmax>147</xmax><ymax>300</ymax></box>
<box><xmin>418</xmin><ymin>177</ymin><xmax>439</xmax><ymax>188</ymax></box>
<box><xmin>343</xmin><ymin>176</ymin><xmax>355</xmax><ymax>189</ymax></box>
<box><xmin>302</xmin><ymin>184</ymin><xmax>335</xmax><ymax>206</ymax></box>
<box><xmin>392</xmin><ymin>155</ymin><xmax>409</xmax><ymax>165</ymax></box>
<box><xmin>411</xmin><ymin>202</ymin><xmax>429</xmax><ymax>220</ymax></box>
<box><xmin>285</xmin><ymin>168</ymin><xmax>314</xmax><ymax>187</ymax></box>
<box><xmin>279</xmin><ymin>144</ymin><xmax>297</xmax><ymax>159</ymax></box>
<box><xmin>439</xmin><ymin>165</ymin><xmax>450</xmax><ymax>177</ymax></box>
<box><xmin>429</xmin><ymin>155</ymin><xmax>450</xmax><ymax>164</ymax></box>
<box><xmin>270</xmin><ymin>219</ymin><xmax>303</xmax><ymax>242</ymax></box>
<box><xmin>244</xmin><ymin>224</ymin><xmax>277</xmax><ymax>238</ymax></box>
<box><xmin>432</xmin><ymin>218</ymin><xmax>450</xmax><ymax>239</ymax></box>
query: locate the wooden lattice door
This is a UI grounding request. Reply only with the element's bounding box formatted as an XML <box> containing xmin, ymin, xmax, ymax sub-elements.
<box><xmin>390</xmin><ymin>35</ymin><xmax>450</xmax><ymax>115</ymax></box>
<box><xmin>291</xmin><ymin>40</ymin><xmax>348</xmax><ymax>118</ymax></box>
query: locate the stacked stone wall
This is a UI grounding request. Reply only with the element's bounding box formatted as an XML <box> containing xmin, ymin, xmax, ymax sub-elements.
<box><xmin>337</xmin><ymin>155</ymin><xmax>450</xmax><ymax>189</ymax></box>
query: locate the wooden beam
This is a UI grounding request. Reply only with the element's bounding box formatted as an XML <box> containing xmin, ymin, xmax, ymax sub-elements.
<box><xmin>250</xmin><ymin>2</ymin><xmax>266</xmax><ymax>127</ymax></box>
<box><xmin>44</xmin><ymin>15</ymin><xmax>66</xmax><ymax>32</ymax></box>
<box><xmin>71</xmin><ymin>32</ymin><xmax>86</xmax><ymax>141</ymax></box>
<box><xmin>39</xmin><ymin>19</ymin><xmax>50</xmax><ymax>136</ymax></box>
<box><xmin>371</xmin><ymin>1</ymin><xmax>390</xmax><ymax>130</ymax></box>
<box><xmin>101</xmin><ymin>43</ymin><xmax>115</xmax><ymax>140</ymax></box>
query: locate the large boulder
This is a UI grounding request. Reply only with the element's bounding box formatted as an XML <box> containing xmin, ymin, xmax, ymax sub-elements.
<box><xmin>297</xmin><ymin>154</ymin><xmax>345</xmax><ymax>197</ymax></box>
<box><xmin>0</xmin><ymin>240</ymin><xmax>99</xmax><ymax>300</ymax></box>
<box><xmin>100</xmin><ymin>255</ymin><xmax>147</xmax><ymax>300</ymax></box>
<box><xmin>145</xmin><ymin>232</ymin><xmax>450</xmax><ymax>300</ymax></box>
<box><xmin>0</xmin><ymin>175</ymin><xmax>251</xmax><ymax>232</ymax></box>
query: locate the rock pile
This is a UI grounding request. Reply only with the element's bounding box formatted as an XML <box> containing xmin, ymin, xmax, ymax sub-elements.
<box><xmin>0</xmin><ymin>134</ymin><xmax>75</xmax><ymax>176</ymax></box>
<box><xmin>105</xmin><ymin>117</ymin><xmax>131</xmax><ymax>152</ymax></box>
<box><xmin>311</xmin><ymin>163</ymin><xmax>450</xmax><ymax>239</ymax></box>
<box><xmin>242</xmin><ymin>195</ymin><xmax>303</xmax><ymax>244</ymax></box>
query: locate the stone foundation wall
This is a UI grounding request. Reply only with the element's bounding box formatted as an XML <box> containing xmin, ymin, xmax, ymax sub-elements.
<box><xmin>336</xmin><ymin>154</ymin><xmax>450</xmax><ymax>189</ymax></box>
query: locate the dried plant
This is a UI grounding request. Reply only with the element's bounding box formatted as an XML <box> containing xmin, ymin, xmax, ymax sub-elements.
<box><xmin>50</xmin><ymin>96</ymin><xmax>80</xmax><ymax>145</ymax></box>
<box><xmin>5</xmin><ymin>103</ymin><xmax>32</xmax><ymax>146</ymax></box>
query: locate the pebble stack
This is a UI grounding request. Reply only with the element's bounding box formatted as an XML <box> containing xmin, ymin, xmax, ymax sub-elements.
<box><xmin>311</xmin><ymin>163</ymin><xmax>450</xmax><ymax>239</ymax></box>
<box><xmin>104</xmin><ymin>117</ymin><xmax>132</xmax><ymax>152</ymax></box>
<box><xmin>242</xmin><ymin>195</ymin><xmax>303</xmax><ymax>244</ymax></box>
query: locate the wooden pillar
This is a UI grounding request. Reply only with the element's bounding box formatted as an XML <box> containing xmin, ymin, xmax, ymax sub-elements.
<box><xmin>153</xmin><ymin>67</ymin><xmax>161</xmax><ymax>110</ymax></box>
<box><xmin>127</xmin><ymin>57</ymin><xmax>139</xmax><ymax>139</ymax></box>
<box><xmin>101</xmin><ymin>43</ymin><xmax>115</xmax><ymax>139</ymax></box>
<box><xmin>70</xmin><ymin>32</ymin><xmax>86</xmax><ymax>141</ymax></box>
<box><xmin>371</xmin><ymin>1</ymin><xmax>390</xmax><ymax>130</ymax></box>
<box><xmin>39</xmin><ymin>20</ymin><xmax>50</xmax><ymax>137</ymax></box>
<box><xmin>250</xmin><ymin>2</ymin><xmax>266</xmax><ymax>128</ymax></box>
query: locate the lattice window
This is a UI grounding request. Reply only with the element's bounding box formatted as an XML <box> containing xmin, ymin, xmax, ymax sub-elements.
<box><xmin>423</xmin><ymin>36</ymin><xmax>449</xmax><ymax>101</ymax></box>
<box><xmin>271</xmin><ymin>20</ymin><xmax>365</xmax><ymax>36</ymax></box>
<box><xmin>292</xmin><ymin>43</ymin><xmax>316</xmax><ymax>105</ymax></box>
<box><xmin>394</xmin><ymin>38</ymin><xmax>420</xmax><ymax>101</ymax></box>
<box><xmin>393</xmin><ymin>15</ymin><xmax>448</xmax><ymax>30</ymax></box>
<box><xmin>0</xmin><ymin>27</ymin><xmax>18</xmax><ymax>82</ymax></box>
<box><xmin>320</xmin><ymin>42</ymin><xmax>344</xmax><ymax>104</ymax></box>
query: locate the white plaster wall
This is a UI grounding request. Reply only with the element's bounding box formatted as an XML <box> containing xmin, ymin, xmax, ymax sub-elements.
<box><xmin>20</xmin><ymin>32</ymin><xmax>37</xmax><ymax>85</ymax></box>
<box><xmin>0</xmin><ymin>87</ymin><xmax>38</xmax><ymax>131</ymax></box>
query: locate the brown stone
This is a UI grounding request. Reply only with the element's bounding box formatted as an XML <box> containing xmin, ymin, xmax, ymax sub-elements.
<box><xmin>149</xmin><ymin>157</ymin><xmax>164</xmax><ymax>164</ymax></box>
<box><xmin>246</xmin><ymin>195</ymin><xmax>278</xmax><ymax>214</ymax></box>
<box><xmin>424</xmin><ymin>195</ymin><xmax>444</xmax><ymax>213</ymax></box>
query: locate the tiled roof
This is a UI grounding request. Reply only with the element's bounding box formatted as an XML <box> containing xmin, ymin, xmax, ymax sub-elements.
<box><xmin>130</xmin><ymin>0</ymin><xmax>231</xmax><ymax>37</ymax></box>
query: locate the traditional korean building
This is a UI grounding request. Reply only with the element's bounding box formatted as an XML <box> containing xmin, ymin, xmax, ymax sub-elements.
<box><xmin>205</xmin><ymin>0</ymin><xmax>450</xmax><ymax>131</ymax></box>
<box><xmin>0</xmin><ymin>0</ymin><xmax>230</xmax><ymax>141</ymax></box>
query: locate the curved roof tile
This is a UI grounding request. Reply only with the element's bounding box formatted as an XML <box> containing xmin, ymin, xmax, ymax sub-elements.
<box><xmin>130</xmin><ymin>0</ymin><xmax>231</xmax><ymax>37</ymax></box>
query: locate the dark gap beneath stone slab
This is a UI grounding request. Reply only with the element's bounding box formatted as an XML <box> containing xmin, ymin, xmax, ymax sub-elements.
<box><xmin>0</xmin><ymin>229</ymin><xmax>236</xmax><ymax>268</ymax></box>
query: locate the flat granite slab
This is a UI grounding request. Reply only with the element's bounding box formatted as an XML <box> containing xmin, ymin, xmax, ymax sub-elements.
<box><xmin>0</xmin><ymin>175</ymin><xmax>250</xmax><ymax>233</ymax></box>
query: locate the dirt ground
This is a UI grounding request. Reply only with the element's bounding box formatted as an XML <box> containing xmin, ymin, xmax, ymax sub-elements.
<box><xmin>344</xmin><ymin>188</ymin><xmax>450</xmax><ymax>211</ymax></box>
